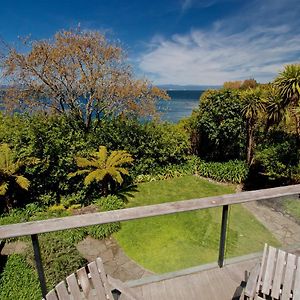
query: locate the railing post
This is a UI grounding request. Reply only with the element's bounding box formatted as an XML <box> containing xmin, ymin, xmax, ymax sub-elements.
<box><xmin>31</xmin><ymin>234</ymin><xmax>47</xmax><ymax>298</ymax></box>
<box><xmin>218</xmin><ymin>205</ymin><xmax>229</xmax><ymax>268</ymax></box>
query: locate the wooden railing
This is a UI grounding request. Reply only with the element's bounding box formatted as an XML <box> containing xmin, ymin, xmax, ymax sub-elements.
<box><xmin>0</xmin><ymin>184</ymin><xmax>300</xmax><ymax>298</ymax></box>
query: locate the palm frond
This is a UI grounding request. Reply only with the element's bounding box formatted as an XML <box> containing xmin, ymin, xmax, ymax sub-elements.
<box><xmin>84</xmin><ymin>169</ymin><xmax>107</xmax><ymax>185</ymax></box>
<box><xmin>68</xmin><ymin>169</ymin><xmax>90</xmax><ymax>178</ymax></box>
<box><xmin>107</xmin><ymin>168</ymin><xmax>123</xmax><ymax>184</ymax></box>
<box><xmin>116</xmin><ymin>167</ymin><xmax>129</xmax><ymax>175</ymax></box>
<box><xmin>0</xmin><ymin>143</ymin><xmax>14</xmax><ymax>172</ymax></box>
<box><xmin>15</xmin><ymin>175</ymin><xmax>30</xmax><ymax>190</ymax></box>
<box><xmin>96</xmin><ymin>146</ymin><xmax>107</xmax><ymax>166</ymax></box>
<box><xmin>107</xmin><ymin>150</ymin><xmax>133</xmax><ymax>167</ymax></box>
<box><xmin>0</xmin><ymin>181</ymin><xmax>9</xmax><ymax>196</ymax></box>
<box><xmin>75</xmin><ymin>157</ymin><xmax>97</xmax><ymax>168</ymax></box>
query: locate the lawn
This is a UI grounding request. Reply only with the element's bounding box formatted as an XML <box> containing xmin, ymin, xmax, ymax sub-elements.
<box><xmin>115</xmin><ymin>175</ymin><xmax>280</xmax><ymax>273</ymax></box>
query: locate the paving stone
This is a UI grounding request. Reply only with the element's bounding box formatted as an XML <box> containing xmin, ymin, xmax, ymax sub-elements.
<box><xmin>101</xmin><ymin>249</ymin><xmax>114</xmax><ymax>263</ymax></box>
<box><xmin>76</xmin><ymin>236</ymin><xmax>154</xmax><ymax>282</ymax></box>
<box><xmin>244</xmin><ymin>201</ymin><xmax>300</xmax><ymax>246</ymax></box>
<box><xmin>1</xmin><ymin>241</ymin><xmax>28</xmax><ymax>255</ymax></box>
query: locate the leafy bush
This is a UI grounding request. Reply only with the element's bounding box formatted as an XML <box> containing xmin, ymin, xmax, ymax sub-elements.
<box><xmin>196</xmin><ymin>160</ymin><xmax>249</xmax><ymax>184</ymax></box>
<box><xmin>135</xmin><ymin>157</ymin><xmax>248</xmax><ymax>184</ymax></box>
<box><xmin>186</xmin><ymin>89</ymin><xmax>246</xmax><ymax>161</ymax></box>
<box><xmin>254</xmin><ymin>132</ymin><xmax>300</xmax><ymax>183</ymax></box>
<box><xmin>0</xmin><ymin>254</ymin><xmax>41</xmax><ymax>300</ymax></box>
<box><xmin>0</xmin><ymin>114</ymin><xmax>190</xmax><ymax>210</ymax></box>
<box><xmin>87</xmin><ymin>195</ymin><xmax>125</xmax><ymax>239</ymax></box>
<box><xmin>90</xmin><ymin>118</ymin><xmax>190</xmax><ymax>174</ymax></box>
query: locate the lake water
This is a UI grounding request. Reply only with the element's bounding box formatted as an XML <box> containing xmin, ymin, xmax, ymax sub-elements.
<box><xmin>158</xmin><ymin>90</ymin><xmax>203</xmax><ymax>123</ymax></box>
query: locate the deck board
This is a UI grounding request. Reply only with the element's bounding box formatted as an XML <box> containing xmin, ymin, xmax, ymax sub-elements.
<box><xmin>130</xmin><ymin>258</ymin><xmax>259</xmax><ymax>300</ymax></box>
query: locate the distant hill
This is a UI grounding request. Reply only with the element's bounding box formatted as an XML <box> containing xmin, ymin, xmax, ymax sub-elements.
<box><xmin>157</xmin><ymin>84</ymin><xmax>221</xmax><ymax>90</ymax></box>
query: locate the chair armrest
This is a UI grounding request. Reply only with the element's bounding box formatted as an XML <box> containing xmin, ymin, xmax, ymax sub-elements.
<box><xmin>107</xmin><ymin>275</ymin><xmax>139</xmax><ymax>300</ymax></box>
<box><xmin>244</xmin><ymin>263</ymin><xmax>260</xmax><ymax>299</ymax></box>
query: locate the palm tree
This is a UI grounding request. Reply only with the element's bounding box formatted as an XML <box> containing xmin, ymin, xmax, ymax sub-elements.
<box><xmin>241</xmin><ymin>88</ymin><xmax>266</xmax><ymax>165</ymax></box>
<box><xmin>0</xmin><ymin>143</ymin><xmax>30</xmax><ymax>211</ymax></box>
<box><xmin>274</xmin><ymin>64</ymin><xmax>300</xmax><ymax>138</ymax></box>
<box><xmin>69</xmin><ymin>146</ymin><xmax>134</xmax><ymax>196</ymax></box>
<box><xmin>264</xmin><ymin>86</ymin><xmax>288</xmax><ymax>131</ymax></box>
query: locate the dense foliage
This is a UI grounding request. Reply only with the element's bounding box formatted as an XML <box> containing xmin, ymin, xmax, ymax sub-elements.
<box><xmin>255</xmin><ymin>132</ymin><xmax>300</xmax><ymax>183</ymax></box>
<box><xmin>0</xmin><ymin>114</ymin><xmax>189</xmax><ymax>211</ymax></box>
<box><xmin>188</xmin><ymin>89</ymin><xmax>246</xmax><ymax>161</ymax></box>
<box><xmin>136</xmin><ymin>157</ymin><xmax>248</xmax><ymax>184</ymax></box>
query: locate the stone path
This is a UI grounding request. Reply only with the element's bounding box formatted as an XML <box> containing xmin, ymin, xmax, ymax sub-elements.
<box><xmin>243</xmin><ymin>201</ymin><xmax>300</xmax><ymax>247</ymax></box>
<box><xmin>1</xmin><ymin>240</ymin><xmax>27</xmax><ymax>255</ymax></box>
<box><xmin>76</xmin><ymin>236</ymin><xmax>153</xmax><ymax>282</ymax></box>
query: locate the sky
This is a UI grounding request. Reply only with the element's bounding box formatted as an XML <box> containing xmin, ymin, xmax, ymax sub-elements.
<box><xmin>0</xmin><ymin>0</ymin><xmax>299</xmax><ymax>85</ymax></box>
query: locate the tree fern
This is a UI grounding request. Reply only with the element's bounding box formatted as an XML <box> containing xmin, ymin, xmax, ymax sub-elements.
<box><xmin>0</xmin><ymin>144</ymin><xmax>33</xmax><ymax>210</ymax></box>
<box><xmin>69</xmin><ymin>146</ymin><xmax>133</xmax><ymax>196</ymax></box>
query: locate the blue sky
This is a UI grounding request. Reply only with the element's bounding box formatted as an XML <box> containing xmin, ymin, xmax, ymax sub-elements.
<box><xmin>0</xmin><ymin>0</ymin><xmax>299</xmax><ymax>85</ymax></box>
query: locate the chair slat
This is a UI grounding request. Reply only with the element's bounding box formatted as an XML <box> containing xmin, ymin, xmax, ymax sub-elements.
<box><xmin>56</xmin><ymin>281</ymin><xmax>70</xmax><ymax>299</ymax></box>
<box><xmin>66</xmin><ymin>273</ymin><xmax>83</xmax><ymax>299</ymax></box>
<box><xmin>282</xmin><ymin>253</ymin><xmax>296</xmax><ymax>300</ymax></box>
<box><xmin>293</xmin><ymin>258</ymin><xmax>300</xmax><ymax>300</ymax></box>
<box><xmin>262</xmin><ymin>245</ymin><xmax>276</xmax><ymax>295</ymax></box>
<box><xmin>245</xmin><ymin>263</ymin><xmax>260</xmax><ymax>298</ymax></box>
<box><xmin>271</xmin><ymin>249</ymin><xmax>286</xmax><ymax>299</ymax></box>
<box><xmin>88</xmin><ymin>261</ymin><xmax>107</xmax><ymax>299</ymax></box>
<box><xmin>77</xmin><ymin>267</ymin><xmax>94</xmax><ymax>299</ymax></box>
<box><xmin>46</xmin><ymin>289</ymin><xmax>58</xmax><ymax>300</ymax></box>
<box><xmin>256</xmin><ymin>244</ymin><xmax>268</xmax><ymax>293</ymax></box>
<box><xmin>45</xmin><ymin>257</ymin><xmax>138</xmax><ymax>300</ymax></box>
<box><xmin>96</xmin><ymin>258</ymin><xmax>114</xmax><ymax>300</ymax></box>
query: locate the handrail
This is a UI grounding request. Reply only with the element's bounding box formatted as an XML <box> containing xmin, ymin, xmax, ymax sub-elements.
<box><xmin>1</xmin><ymin>184</ymin><xmax>299</xmax><ymax>240</ymax></box>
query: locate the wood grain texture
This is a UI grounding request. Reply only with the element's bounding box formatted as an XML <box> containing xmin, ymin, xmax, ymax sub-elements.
<box><xmin>45</xmin><ymin>289</ymin><xmax>58</xmax><ymax>300</ymax></box>
<box><xmin>271</xmin><ymin>249</ymin><xmax>286</xmax><ymax>299</ymax></box>
<box><xmin>281</xmin><ymin>253</ymin><xmax>296</xmax><ymax>300</ymax></box>
<box><xmin>293</xmin><ymin>258</ymin><xmax>300</xmax><ymax>300</ymax></box>
<box><xmin>1</xmin><ymin>184</ymin><xmax>299</xmax><ymax>239</ymax></box>
<box><xmin>261</xmin><ymin>246</ymin><xmax>276</xmax><ymax>295</ymax></box>
<box><xmin>55</xmin><ymin>281</ymin><xmax>70</xmax><ymax>299</ymax></box>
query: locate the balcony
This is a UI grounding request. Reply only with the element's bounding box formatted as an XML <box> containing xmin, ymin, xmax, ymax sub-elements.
<box><xmin>0</xmin><ymin>184</ymin><xmax>300</xmax><ymax>299</ymax></box>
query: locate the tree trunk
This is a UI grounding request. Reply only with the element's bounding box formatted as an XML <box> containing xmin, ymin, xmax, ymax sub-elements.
<box><xmin>102</xmin><ymin>176</ymin><xmax>109</xmax><ymax>197</ymax></box>
<box><xmin>246</xmin><ymin>123</ymin><xmax>254</xmax><ymax>165</ymax></box>
<box><xmin>4</xmin><ymin>195</ymin><xmax>12</xmax><ymax>213</ymax></box>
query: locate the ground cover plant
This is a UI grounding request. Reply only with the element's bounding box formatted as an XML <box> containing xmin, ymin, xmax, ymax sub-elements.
<box><xmin>135</xmin><ymin>158</ymin><xmax>248</xmax><ymax>184</ymax></box>
<box><xmin>115</xmin><ymin>175</ymin><xmax>279</xmax><ymax>273</ymax></box>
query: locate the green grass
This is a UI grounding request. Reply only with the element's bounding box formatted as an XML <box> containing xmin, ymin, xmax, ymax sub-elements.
<box><xmin>283</xmin><ymin>198</ymin><xmax>300</xmax><ymax>221</ymax></box>
<box><xmin>115</xmin><ymin>176</ymin><xmax>280</xmax><ymax>273</ymax></box>
<box><xmin>0</xmin><ymin>255</ymin><xmax>41</xmax><ymax>300</ymax></box>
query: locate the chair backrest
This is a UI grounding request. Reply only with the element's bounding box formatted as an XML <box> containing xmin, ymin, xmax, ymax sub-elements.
<box><xmin>256</xmin><ymin>244</ymin><xmax>300</xmax><ymax>300</ymax></box>
<box><xmin>45</xmin><ymin>257</ymin><xmax>114</xmax><ymax>300</ymax></box>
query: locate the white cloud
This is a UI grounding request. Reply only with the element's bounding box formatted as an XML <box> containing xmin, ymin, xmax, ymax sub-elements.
<box><xmin>181</xmin><ymin>0</ymin><xmax>220</xmax><ymax>12</ymax></box>
<box><xmin>138</xmin><ymin>0</ymin><xmax>300</xmax><ymax>85</ymax></box>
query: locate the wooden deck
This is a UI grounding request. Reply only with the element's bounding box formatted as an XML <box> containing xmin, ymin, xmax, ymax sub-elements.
<box><xmin>125</xmin><ymin>257</ymin><xmax>259</xmax><ymax>300</ymax></box>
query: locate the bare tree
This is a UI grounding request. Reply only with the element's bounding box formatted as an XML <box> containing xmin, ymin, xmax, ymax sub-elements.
<box><xmin>2</xmin><ymin>30</ymin><xmax>169</xmax><ymax>130</ymax></box>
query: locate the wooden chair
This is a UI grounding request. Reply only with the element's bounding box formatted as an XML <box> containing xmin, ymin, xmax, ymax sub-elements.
<box><xmin>45</xmin><ymin>257</ymin><xmax>138</xmax><ymax>300</ymax></box>
<box><xmin>245</xmin><ymin>244</ymin><xmax>300</xmax><ymax>300</ymax></box>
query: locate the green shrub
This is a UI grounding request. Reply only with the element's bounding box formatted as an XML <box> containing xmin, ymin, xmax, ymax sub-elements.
<box><xmin>90</xmin><ymin>118</ymin><xmax>190</xmax><ymax>174</ymax></box>
<box><xmin>186</xmin><ymin>89</ymin><xmax>246</xmax><ymax>161</ymax></box>
<box><xmin>255</xmin><ymin>134</ymin><xmax>300</xmax><ymax>182</ymax></box>
<box><xmin>0</xmin><ymin>114</ymin><xmax>190</xmax><ymax>210</ymax></box>
<box><xmin>135</xmin><ymin>157</ymin><xmax>248</xmax><ymax>184</ymax></box>
<box><xmin>87</xmin><ymin>195</ymin><xmax>125</xmax><ymax>239</ymax></box>
<box><xmin>196</xmin><ymin>160</ymin><xmax>249</xmax><ymax>184</ymax></box>
<box><xmin>0</xmin><ymin>254</ymin><xmax>41</xmax><ymax>300</ymax></box>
